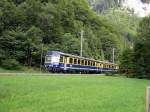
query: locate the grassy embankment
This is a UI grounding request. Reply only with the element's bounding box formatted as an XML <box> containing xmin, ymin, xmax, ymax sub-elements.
<box><xmin>0</xmin><ymin>75</ymin><xmax>150</xmax><ymax>112</ymax></box>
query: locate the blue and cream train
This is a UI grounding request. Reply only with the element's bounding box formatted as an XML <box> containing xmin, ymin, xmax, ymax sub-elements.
<box><xmin>44</xmin><ymin>51</ymin><xmax>119</xmax><ymax>73</ymax></box>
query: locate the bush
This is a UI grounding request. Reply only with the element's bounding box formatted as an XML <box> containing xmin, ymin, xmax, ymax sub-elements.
<box><xmin>1</xmin><ymin>59</ymin><xmax>21</xmax><ymax>70</ymax></box>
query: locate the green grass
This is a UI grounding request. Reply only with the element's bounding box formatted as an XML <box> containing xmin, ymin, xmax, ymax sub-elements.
<box><xmin>0</xmin><ymin>75</ymin><xmax>150</xmax><ymax>112</ymax></box>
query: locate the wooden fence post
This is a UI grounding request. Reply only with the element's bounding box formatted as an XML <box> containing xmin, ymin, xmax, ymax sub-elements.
<box><xmin>146</xmin><ymin>87</ymin><xmax>150</xmax><ymax>112</ymax></box>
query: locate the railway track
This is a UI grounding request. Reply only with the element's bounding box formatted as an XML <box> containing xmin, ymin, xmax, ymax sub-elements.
<box><xmin>0</xmin><ymin>73</ymin><xmax>106</xmax><ymax>76</ymax></box>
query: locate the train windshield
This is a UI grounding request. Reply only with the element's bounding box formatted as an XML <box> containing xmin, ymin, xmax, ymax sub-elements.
<box><xmin>45</xmin><ymin>56</ymin><xmax>52</xmax><ymax>63</ymax></box>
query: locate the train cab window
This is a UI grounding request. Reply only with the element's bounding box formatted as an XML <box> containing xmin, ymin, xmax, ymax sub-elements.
<box><xmin>74</xmin><ymin>58</ymin><xmax>77</xmax><ymax>64</ymax></box>
<box><xmin>69</xmin><ymin>58</ymin><xmax>73</xmax><ymax>64</ymax></box>
<box><xmin>45</xmin><ymin>56</ymin><xmax>51</xmax><ymax>62</ymax></box>
<box><xmin>60</xmin><ymin>56</ymin><xmax>64</xmax><ymax>63</ymax></box>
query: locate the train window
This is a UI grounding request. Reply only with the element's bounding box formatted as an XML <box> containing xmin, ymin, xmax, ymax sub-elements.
<box><xmin>85</xmin><ymin>60</ymin><xmax>87</xmax><ymax>66</ymax></box>
<box><xmin>69</xmin><ymin>58</ymin><xmax>73</xmax><ymax>64</ymax></box>
<box><xmin>78</xmin><ymin>59</ymin><xmax>81</xmax><ymax>65</ymax></box>
<box><xmin>81</xmin><ymin>60</ymin><xmax>84</xmax><ymax>66</ymax></box>
<box><xmin>92</xmin><ymin>62</ymin><xmax>94</xmax><ymax>66</ymax></box>
<box><xmin>99</xmin><ymin>63</ymin><xmax>100</xmax><ymax>67</ymax></box>
<box><xmin>88</xmin><ymin>61</ymin><xmax>90</xmax><ymax>66</ymax></box>
<box><xmin>91</xmin><ymin>62</ymin><xmax>93</xmax><ymax>66</ymax></box>
<box><xmin>97</xmin><ymin>63</ymin><xmax>99</xmax><ymax>67</ymax></box>
<box><xmin>45</xmin><ymin>56</ymin><xmax>51</xmax><ymax>62</ymax></box>
<box><xmin>96</xmin><ymin>63</ymin><xmax>98</xmax><ymax>67</ymax></box>
<box><xmin>95</xmin><ymin>62</ymin><xmax>97</xmax><ymax>67</ymax></box>
<box><xmin>60</xmin><ymin>56</ymin><xmax>64</xmax><ymax>63</ymax></box>
<box><xmin>90</xmin><ymin>61</ymin><xmax>92</xmax><ymax>66</ymax></box>
<box><xmin>92</xmin><ymin>62</ymin><xmax>95</xmax><ymax>66</ymax></box>
<box><xmin>101</xmin><ymin>64</ymin><xmax>103</xmax><ymax>68</ymax></box>
<box><xmin>74</xmin><ymin>58</ymin><xmax>77</xmax><ymax>64</ymax></box>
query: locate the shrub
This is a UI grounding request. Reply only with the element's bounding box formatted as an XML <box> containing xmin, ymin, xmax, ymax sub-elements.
<box><xmin>1</xmin><ymin>59</ymin><xmax>21</xmax><ymax>70</ymax></box>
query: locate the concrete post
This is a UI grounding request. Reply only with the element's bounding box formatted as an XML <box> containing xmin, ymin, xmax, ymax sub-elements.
<box><xmin>146</xmin><ymin>87</ymin><xmax>150</xmax><ymax>112</ymax></box>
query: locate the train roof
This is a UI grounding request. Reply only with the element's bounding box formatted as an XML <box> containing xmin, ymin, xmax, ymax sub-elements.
<box><xmin>46</xmin><ymin>51</ymin><xmax>117</xmax><ymax>65</ymax></box>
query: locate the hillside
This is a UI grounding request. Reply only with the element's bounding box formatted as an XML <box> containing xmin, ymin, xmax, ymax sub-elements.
<box><xmin>0</xmin><ymin>0</ymin><xmax>126</xmax><ymax>69</ymax></box>
<box><xmin>87</xmin><ymin>0</ymin><xmax>142</xmax><ymax>52</ymax></box>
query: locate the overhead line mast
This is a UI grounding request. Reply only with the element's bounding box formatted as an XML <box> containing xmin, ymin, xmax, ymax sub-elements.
<box><xmin>80</xmin><ymin>30</ymin><xmax>84</xmax><ymax>57</ymax></box>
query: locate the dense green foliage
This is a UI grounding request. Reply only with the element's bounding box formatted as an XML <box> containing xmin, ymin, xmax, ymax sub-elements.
<box><xmin>119</xmin><ymin>48</ymin><xmax>135</xmax><ymax>75</ymax></box>
<box><xmin>134</xmin><ymin>16</ymin><xmax>150</xmax><ymax>78</ymax></box>
<box><xmin>120</xmin><ymin>16</ymin><xmax>150</xmax><ymax>78</ymax></box>
<box><xmin>0</xmin><ymin>0</ymin><xmax>125</xmax><ymax>69</ymax></box>
<box><xmin>0</xmin><ymin>75</ymin><xmax>150</xmax><ymax>112</ymax></box>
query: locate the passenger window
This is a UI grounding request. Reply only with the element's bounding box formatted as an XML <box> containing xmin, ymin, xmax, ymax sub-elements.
<box><xmin>92</xmin><ymin>62</ymin><xmax>94</xmax><ymax>66</ymax></box>
<box><xmin>74</xmin><ymin>58</ymin><xmax>77</xmax><ymax>64</ymax></box>
<box><xmin>60</xmin><ymin>56</ymin><xmax>64</xmax><ymax>63</ymax></box>
<box><xmin>93</xmin><ymin>62</ymin><xmax>95</xmax><ymax>66</ymax></box>
<box><xmin>88</xmin><ymin>61</ymin><xmax>90</xmax><ymax>66</ymax></box>
<box><xmin>69</xmin><ymin>58</ymin><xmax>73</xmax><ymax>64</ymax></box>
<box><xmin>81</xmin><ymin>60</ymin><xmax>84</xmax><ymax>66</ymax></box>
<box><xmin>78</xmin><ymin>59</ymin><xmax>80</xmax><ymax>65</ymax></box>
<box><xmin>85</xmin><ymin>60</ymin><xmax>87</xmax><ymax>66</ymax></box>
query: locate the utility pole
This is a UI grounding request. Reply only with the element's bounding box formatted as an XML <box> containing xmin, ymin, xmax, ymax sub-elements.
<box><xmin>80</xmin><ymin>30</ymin><xmax>84</xmax><ymax>57</ymax></box>
<box><xmin>112</xmin><ymin>48</ymin><xmax>115</xmax><ymax>63</ymax></box>
<box><xmin>40</xmin><ymin>43</ymin><xmax>43</xmax><ymax>73</ymax></box>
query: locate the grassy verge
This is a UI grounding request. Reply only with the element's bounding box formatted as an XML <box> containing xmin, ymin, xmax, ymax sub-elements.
<box><xmin>0</xmin><ymin>67</ymin><xmax>41</xmax><ymax>73</ymax></box>
<box><xmin>0</xmin><ymin>75</ymin><xmax>150</xmax><ymax>112</ymax></box>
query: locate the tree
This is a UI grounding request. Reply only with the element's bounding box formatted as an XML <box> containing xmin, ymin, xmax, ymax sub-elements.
<box><xmin>134</xmin><ymin>16</ymin><xmax>150</xmax><ymax>78</ymax></box>
<box><xmin>119</xmin><ymin>48</ymin><xmax>135</xmax><ymax>77</ymax></box>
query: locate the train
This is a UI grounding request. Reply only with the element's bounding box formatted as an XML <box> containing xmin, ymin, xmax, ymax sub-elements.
<box><xmin>44</xmin><ymin>51</ymin><xmax>119</xmax><ymax>73</ymax></box>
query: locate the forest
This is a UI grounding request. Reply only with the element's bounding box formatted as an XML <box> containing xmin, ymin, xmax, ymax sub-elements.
<box><xmin>0</xmin><ymin>0</ymin><xmax>149</xmax><ymax>78</ymax></box>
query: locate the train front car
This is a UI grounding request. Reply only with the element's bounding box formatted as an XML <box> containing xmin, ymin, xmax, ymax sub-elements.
<box><xmin>44</xmin><ymin>51</ymin><xmax>61</xmax><ymax>72</ymax></box>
